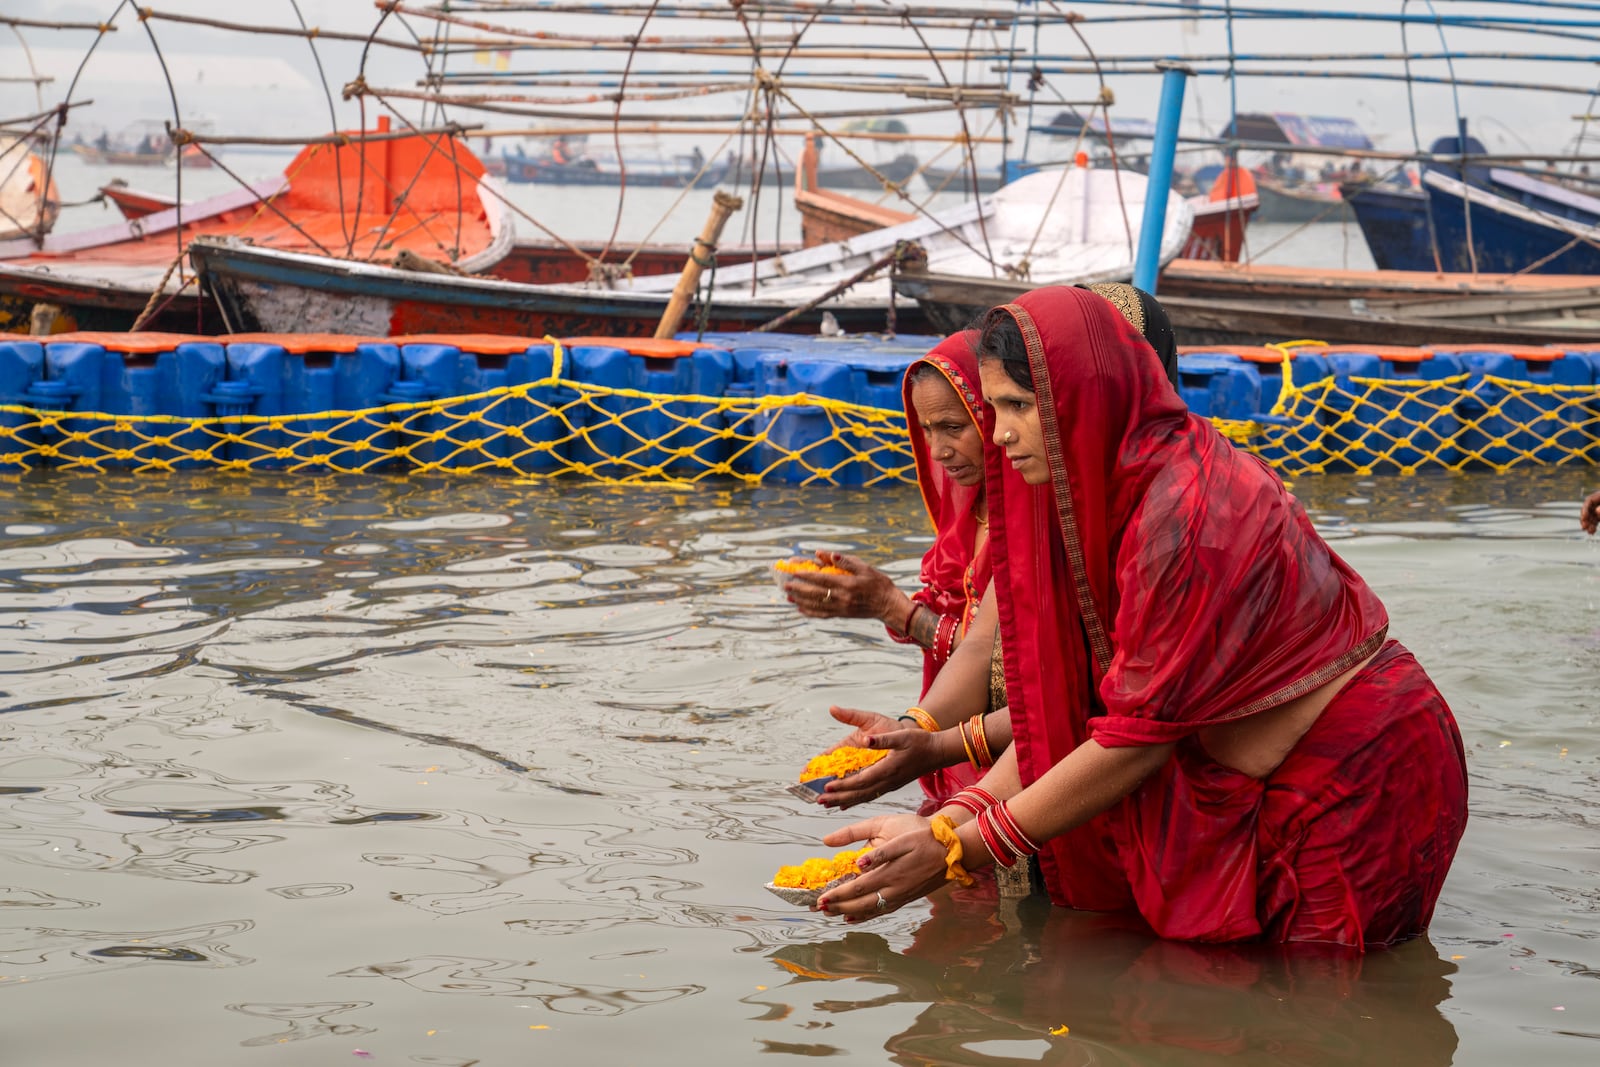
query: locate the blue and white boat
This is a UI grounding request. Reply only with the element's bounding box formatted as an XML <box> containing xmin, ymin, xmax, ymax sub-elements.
<box><xmin>1344</xmin><ymin>132</ymin><xmax>1600</xmax><ymax>273</ymax></box>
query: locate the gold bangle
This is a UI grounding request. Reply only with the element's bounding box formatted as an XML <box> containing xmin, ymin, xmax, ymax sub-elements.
<box><xmin>929</xmin><ymin>814</ymin><xmax>975</xmax><ymax>886</ymax></box>
<box><xmin>903</xmin><ymin>706</ymin><xmax>940</xmax><ymax>732</ymax></box>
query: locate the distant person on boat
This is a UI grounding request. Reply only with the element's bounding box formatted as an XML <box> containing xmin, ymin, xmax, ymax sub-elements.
<box><xmin>1582</xmin><ymin>489</ymin><xmax>1600</xmax><ymax>535</ymax></box>
<box><xmin>550</xmin><ymin>137</ymin><xmax>571</xmax><ymax>165</ymax></box>
<box><xmin>95</xmin><ymin>130</ymin><xmax>110</xmax><ymax>152</ymax></box>
<box><xmin>790</xmin><ymin>286</ymin><xmax>1178</xmax><ymax>811</ymax></box>
<box><xmin>690</xmin><ymin>145</ymin><xmax>706</xmax><ymax>173</ymax></box>
<box><xmin>813</xmin><ymin>285</ymin><xmax>1468</xmax><ymax>949</ymax></box>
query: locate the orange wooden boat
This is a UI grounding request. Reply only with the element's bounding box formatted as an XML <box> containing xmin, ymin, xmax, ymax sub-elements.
<box><xmin>0</xmin><ymin>119</ymin><xmax>509</xmax><ymax>333</ymax></box>
<box><xmin>0</xmin><ymin>134</ymin><xmax>61</xmax><ymax>243</ymax></box>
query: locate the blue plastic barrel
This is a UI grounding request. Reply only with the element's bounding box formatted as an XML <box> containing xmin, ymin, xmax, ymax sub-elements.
<box><xmin>1543</xmin><ymin>346</ymin><xmax>1600</xmax><ymax>465</ymax></box>
<box><xmin>1310</xmin><ymin>346</ymin><xmax>1463</xmax><ymax>472</ymax></box>
<box><xmin>40</xmin><ymin>339</ymin><xmax>104</xmax><ymax>467</ymax></box>
<box><xmin>231</xmin><ymin>336</ymin><xmax>403</xmax><ymax>471</ymax></box>
<box><xmin>389</xmin><ymin>342</ymin><xmax>483</xmax><ymax>470</ymax></box>
<box><xmin>1243</xmin><ymin>346</ymin><xmax>1334</xmax><ymax>471</ymax></box>
<box><xmin>565</xmin><ymin>338</ymin><xmax>733</xmax><ymax>476</ymax></box>
<box><xmin>1432</xmin><ymin>345</ymin><xmax>1595</xmax><ymax>467</ymax></box>
<box><xmin>395</xmin><ymin>334</ymin><xmax>567</xmax><ymax>472</ymax></box>
<box><xmin>1173</xmin><ymin>350</ymin><xmax>1264</xmax><ymax>420</ymax></box>
<box><xmin>751</xmin><ymin>344</ymin><xmax>917</xmax><ymax>485</ymax></box>
<box><xmin>0</xmin><ymin>340</ymin><xmax>45</xmax><ymax>470</ymax></box>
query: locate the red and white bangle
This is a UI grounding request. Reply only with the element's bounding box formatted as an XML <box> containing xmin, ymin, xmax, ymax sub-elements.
<box><xmin>976</xmin><ymin>802</ymin><xmax>1040</xmax><ymax>868</ymax></box>
<box><xmin>946</xmin><ymin>786</ymin><xmax>1000</xmax><ymax>816</ymax></box>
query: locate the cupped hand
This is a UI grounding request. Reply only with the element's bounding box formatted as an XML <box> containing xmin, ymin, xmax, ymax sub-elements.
<box><xmin>820</xmin><ymin>707</ymin><xmax>950</xmax><ymax>809</ymax></box>
<box><xmin>826</xmin><ymin>705</ymin><xmax>899</xmax><ymax>751</ymax></box>
<box><xmin>784</xmin><ymin>551</ymin><xmax>898</xmax><ymax>621</ymax></box>
<box><xmin>815</xmin><ymin>815</ymin><xmax>951</xmax><ymax>921</ymax></box>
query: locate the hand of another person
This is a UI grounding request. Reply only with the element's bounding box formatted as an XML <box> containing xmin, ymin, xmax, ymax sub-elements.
<box><xmin>784</xmin><ymin>551</ymin><xmax>901</xmax><ymax>622</ymax></box>
<box><xmin>820</xmin><ymin>706</ymin><xmax>951</xmax><ymax>809</ymax></box>
<box><xmin>1582</xmin><ymin>489</ymin><xmax>1600</xmax><ymax>535</ymax></box>
<box><xmin>815</xmin><ymin>815</ymin><xmax>952</xmax><ymax>920</ymax></box>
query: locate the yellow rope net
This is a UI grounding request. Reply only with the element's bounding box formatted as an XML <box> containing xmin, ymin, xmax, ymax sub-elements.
<box><xmin>2</xmin><ymin>339</ymin><xmax>1597</xmax><ymax>483</ymax></box>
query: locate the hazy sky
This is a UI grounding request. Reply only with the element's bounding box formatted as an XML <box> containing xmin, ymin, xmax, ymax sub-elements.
<box><xmin>4</xmin><ymin>0</ymin><xmax>1596</xmax><ymax>159</ymax></box>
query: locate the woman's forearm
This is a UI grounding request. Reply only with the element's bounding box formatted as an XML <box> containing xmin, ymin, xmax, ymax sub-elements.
<box><xmin>953</xmin><ymin>739</ymin><xmax>1172</xmax><ymax>870</ymax></box>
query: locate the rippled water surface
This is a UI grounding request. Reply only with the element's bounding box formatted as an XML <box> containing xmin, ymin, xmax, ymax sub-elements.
<box><xmin>2</xmin><ymin>469</ymin><xmax>1597</xmax><ymax>1066</ymax></box>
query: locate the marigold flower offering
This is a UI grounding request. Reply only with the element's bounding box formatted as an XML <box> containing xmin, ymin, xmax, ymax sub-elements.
<box><xmin>799</xmin><ymin>746</ymin><xmax>887</xmax><ymax>783</ymax></box>
<box><xmin>773</xmin><ymin>558</ymin><xmax>849</xmax><ymax>577</ymax></box>
<box><xmin>771</xmin><ymin>846</ymin><xmax>872</xmax><ymax>890</ymax></box>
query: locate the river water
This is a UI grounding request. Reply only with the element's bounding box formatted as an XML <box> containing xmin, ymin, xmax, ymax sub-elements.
<box><xmin>1</xmin><ymin>467</ymin><xmax>1597</xmax><ymax>1066</ymax></box>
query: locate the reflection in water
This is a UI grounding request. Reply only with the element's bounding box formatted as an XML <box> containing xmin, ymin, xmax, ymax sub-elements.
<box><xmin>226</xmin><ymin>1001</ymin><xmax>374</xmax><ymax>1047</ymax></box>
<box><xmin>338</xmin><ymin>955</ymin><xmax>703</xmax><ymax>1015</ymax></box>
<box><xmin>772</xmin><ymin>886</ymin><xmax>1459</xmax><ymax>1066</ymax></box>
<box><xmin>0</xmin><ymin>470</ymin><xmax>1595</xmax><ymax>1064</ymax></box>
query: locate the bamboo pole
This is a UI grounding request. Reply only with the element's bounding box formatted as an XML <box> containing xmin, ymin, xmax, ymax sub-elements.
<box><xmin>654</xmin><ymin>190</ymin><xmax>743</xmax><ymax>341</ymax></box>
<box><xmin>140</xmin><ymin>9</ymin><xmax>430</xmax><ymax>52</ymax></box>
<box><xmin>473</xmin><ymin>124</ymin><xmax>1008</xmax><ymax>143</ymax></box>
<box><xmin>0</xmin><ymin>15</ymin><xmax>113</xmax><ymax>31</ymax></box>
<box><xmin>356</xmin><ymin>85</ymin><xmax>1008</xmax><ymax>122</ymax></box>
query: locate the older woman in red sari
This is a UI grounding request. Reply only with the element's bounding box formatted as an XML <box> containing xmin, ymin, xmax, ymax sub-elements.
<box><xmin>782</xmin><ymin>333</ymin><xmax>993</xmax><ymax>802</ymax></box>
<box><xmin>816</xmin><ymin>286</ymin><xmax>1469</xmax><ymax>948</ymax></box>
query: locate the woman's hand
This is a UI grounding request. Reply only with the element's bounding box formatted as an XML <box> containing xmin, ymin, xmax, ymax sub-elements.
<box><xmin>825</xmin><ymin>705</ymin><xmax>898</xmax><ymax>751</ymax></box>
<box><xmin>815</xmin><ymin>815</ymin><xmax>952</xmax><ymax>920</ymax></box>
<box><xmin>784</xmin><ymin>551</ymin><xmax>905</xmax><ymax>624</ymax></box>
<box><xmin>820</xmin><ymin>707</ymin><xmax>954</xmax><ymax>809</ymax></box>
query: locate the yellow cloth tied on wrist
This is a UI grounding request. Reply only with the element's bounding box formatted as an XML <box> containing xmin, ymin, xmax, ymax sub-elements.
<box><xmin>929</xmin><ymin>814</ymin><xmax>975</xmax><ymax>887</ymax></box>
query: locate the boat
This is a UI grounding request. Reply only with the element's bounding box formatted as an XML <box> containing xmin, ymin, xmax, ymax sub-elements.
<box><xmin>0</xmin><ymin>122</ymin><xmax>510</xmax><ymax>334</ymax></box>
<box><xmin>894</xmin><ymin>262</ymin><xmax>1600</xmax><ymax>345</ymax></box>
<box><xmin>1179</xmin><ymin>165</ymin><xmax>1259</xmax><ymax>262</ymax></box>
<box><xmin>1158</xmin><ymin>256</ymin><xmax>1600</xmax><ymax>302</ymax></box>
<box><xmin>1219</xmin><ymin>112</ymin><xmax>1373</xmax><ymax>224</ymax></box>
<box><xmin>71</xmin><ymin>143</ymin><xmax>172</xmax><ymax>167</ymax></box>
<box><xmin>793</xmin><ymin>134</ymin><xmax>914</xmax><ymax>248</ymax></box>
<box><xmin>191</xmin><ymin>163</ymin><xmax>1194</xmax><ymax>338</ymax></box>
<box><xmin>1344</xmin><ymin>132</ymin><xmax>1600</xmax><ymax>274</ymax></box>
<box><xmin>501</xmin><ymin>142</ymin><xmax>732</xmax><ymax>188</ymax></box>
<box><xmin>0</xmin><ymin>134</ymin><xmax>60</xmax><ymax>243</ymax></box>
<box><xmin>1419</xmin><ymin>168</ymin><xmax>1600</xmax><ymax>274</ymax></box>
<box><xmin>98</xmin><ymin>180</ymin><xmax>177</xmax><ymax>220</ymax></box>
<box><xmin>1252</xmin><ymin>174</ymin><xmax>1353</xmax><ymax>224</ymax></box>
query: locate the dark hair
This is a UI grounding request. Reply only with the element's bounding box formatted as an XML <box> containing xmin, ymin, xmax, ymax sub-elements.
<box><xmin>972</xmin><ymin>306</ymin><xmax>1033</xmax><ymax>390</ymax></box>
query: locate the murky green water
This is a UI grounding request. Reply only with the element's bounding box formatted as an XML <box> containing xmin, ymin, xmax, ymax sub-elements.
<box><xmin>1</xmin><ymin>469</ymin><xmax>1597</xmax><ymax>1066</ymax></box>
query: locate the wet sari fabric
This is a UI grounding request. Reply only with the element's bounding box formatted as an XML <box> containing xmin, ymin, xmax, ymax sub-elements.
<box><xmin>985</xmin><ymin>286</ymin><xmax>1468</xmax><ymax>946</ymax></box>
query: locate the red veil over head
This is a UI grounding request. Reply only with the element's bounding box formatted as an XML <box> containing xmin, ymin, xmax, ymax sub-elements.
<box><xmin>984</xmin><ymin>286</ymin><xmax>1390</xmax><ymax>922</ymax></box>
<box><xmin>899</xmin><ymin>332</ymin><xmax>992</xmax><ymax>696</ymax></box>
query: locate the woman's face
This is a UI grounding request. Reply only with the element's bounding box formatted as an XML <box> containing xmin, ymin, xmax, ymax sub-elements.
<box><xmin>910</xmin><ymin>373</ymin><xmax>984</xmax><ymax>488</ymax></box>
<box><xmin>979</xmin><ymin>359</ymin><xmax>1048</xmax><ymax>485</ymax></box>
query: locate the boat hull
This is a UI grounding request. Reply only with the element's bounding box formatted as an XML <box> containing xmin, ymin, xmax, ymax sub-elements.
<box><xmin>1422</xmin><ymin>170</ymin><xmax>1600</xmax><ymax>275</ymax></box>
<box><xmin>896</xmin><ymin>266</ymin><xmax>1600</xmax><ymax>347</ymax></box>
<box><xmin>1342</xmin><ymin>182</ymin><xmax>1437</xmax><ymax>271</ymax></box>
<box><xmin>1254</xmin><ymin>177</ymin><xmax>1354</xmax><ymax>224</ymax></box>
<box><xmin>190</xmin><ymin>238</ymin><xmax>927</xmax><ymax>337</ymax></box>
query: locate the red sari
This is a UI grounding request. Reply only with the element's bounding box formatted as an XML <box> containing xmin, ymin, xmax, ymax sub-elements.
<box><xmin>986</xmin><ymin>286</ymin><xmax>1468</xmax><ymax>946</ymax></box>
<box><xmin>895</xmin><ymin>333</ymin><xmax>991</xmax><ymax>802</ymax></box>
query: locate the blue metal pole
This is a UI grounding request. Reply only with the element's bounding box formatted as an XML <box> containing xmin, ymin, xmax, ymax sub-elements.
<box><xmin>1133</xmin><ymin>61</ymin><xmax>1192</xmax><ymax>295</ymax></box>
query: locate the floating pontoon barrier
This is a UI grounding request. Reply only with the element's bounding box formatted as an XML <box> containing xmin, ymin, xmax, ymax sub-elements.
<box><xmin>2</xmin><ymin>332</ymin><xmax>1598</xmax><ymax>481</ymax></box>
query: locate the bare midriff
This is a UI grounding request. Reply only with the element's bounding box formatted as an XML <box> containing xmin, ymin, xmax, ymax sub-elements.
<box><xmin>1197</xmin><ymin>650</ymin><xmax>1380</xmax><ymax>779</ymax></box>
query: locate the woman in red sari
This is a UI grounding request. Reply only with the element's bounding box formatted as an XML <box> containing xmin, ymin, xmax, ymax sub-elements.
<box><xmin>816</xmin><ymin>285</ymin><xmax>1468</xmax><ymax>948</ymax></box>
<box><xmin>782</xmin><ymin>333</ymin><xmax>994</xmax><ymax>802</ymax></box>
